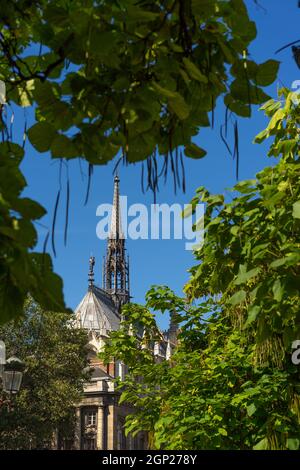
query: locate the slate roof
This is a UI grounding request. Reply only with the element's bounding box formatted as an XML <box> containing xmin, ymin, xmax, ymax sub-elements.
<box><xmin>75</xmin><ymin>285</ymin><xmax>120</xmax><ymax>334</ymax></box>
<box><xmin>89</xmin><ymin>366</ymin><xmax>112</xmax><ymax>380</ymax></box>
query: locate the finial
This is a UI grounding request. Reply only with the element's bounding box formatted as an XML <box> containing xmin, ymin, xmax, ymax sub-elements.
<box><xmin>88</xmin><ymin>256</ymin><xmax>95</xmax><ymax>289</ymax></box>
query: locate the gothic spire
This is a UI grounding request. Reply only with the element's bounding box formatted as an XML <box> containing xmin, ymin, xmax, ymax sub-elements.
<box><xmin>109</xmin><ymin>175</ymin><xmax>123</xmax><ymax>240</ymax></box>
<box><xmin>103</xmin><ymin>176</ymin><xmax>130</xmax><ymax>311</ymax></box>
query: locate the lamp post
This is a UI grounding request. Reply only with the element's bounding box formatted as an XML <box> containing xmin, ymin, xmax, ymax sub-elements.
<box><xmin>0</xmin><ymin>340</ymin><xmax>24</xmax><ymax>409</ymax></box>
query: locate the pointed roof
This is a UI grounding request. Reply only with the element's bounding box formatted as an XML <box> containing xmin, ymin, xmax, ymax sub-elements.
<box><xmin>109</xmin><ymin>175</ymin><xmax>124</xmax><ymax>239</ymax></box>
<box><xmin>75</xmin><ymin>285</ymin><xmax>120</xmax><ymax>334</ymax></box>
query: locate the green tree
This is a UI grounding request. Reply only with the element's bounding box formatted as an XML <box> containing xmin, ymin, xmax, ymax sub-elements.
<box><xmin>0</xmin><ymin>297</ymin><xmax>89</xmax><ymax>449</ymax></box>
<box><xmin>0</xmin><ymin>0</ymin><xmax>279</xmax><ymax>322</ymax></box>
<box><xmin>101</xmin><ymin>90</ymin><xmax>300</xmax><ymax>450</ymax></box>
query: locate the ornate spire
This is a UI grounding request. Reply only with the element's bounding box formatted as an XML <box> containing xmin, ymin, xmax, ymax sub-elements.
<box><xmin>109</xmin><ymin>175</ymin><xmax>124</xmax><ymax>240</ymax></box>
<box><xmin>103</xmin><ymin>176</ymin><xmax>130</xmax><ymax>311</ymax></box>
<box><xmin>88</xmin><ymin>256</ymin><xmax>95</xmax><ymax>289</ymax></box>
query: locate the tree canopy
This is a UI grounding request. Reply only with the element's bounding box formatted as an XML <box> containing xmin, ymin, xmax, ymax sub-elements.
<box><xmin>0</xmin><ymin>0</ymin><xmax>279</xmax><ymax>323</ymax></box>
<box><xmin>101</xmin><ymin>90</ymin><xmax>300</xmax><ymax>450</ymax></box>
<box><xmin>0</xmin><ymin>297</ymin><xmax>89</xmax><ymax>449</ymax></box>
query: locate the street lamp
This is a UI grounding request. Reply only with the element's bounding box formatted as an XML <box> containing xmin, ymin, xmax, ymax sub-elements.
<box><xmin>0</xmin><ymin>341</ymin><xmax>24</xmax><ymax>397</ymax></box>
<box><xmin>0</xmin><ymin>340</ymin><xmax>5</xmax><ymax>379</ymax></box>
<box><xmin>3</xmin><ymin>356</ymin><xmax>24</xmax><ymax>394</ymax></box>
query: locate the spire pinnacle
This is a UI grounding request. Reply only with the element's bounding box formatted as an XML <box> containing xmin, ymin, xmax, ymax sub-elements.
<box><xmin>110</xmin><ymin>175</ymin><xmax>123</xmax><ymax>239</ymax></box>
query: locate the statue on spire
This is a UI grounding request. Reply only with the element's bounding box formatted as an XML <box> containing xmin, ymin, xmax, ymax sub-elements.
<box><xmin>88</xmin><ymin>255</ymin><xmax>95</xmax><ymax>289</ymax></box>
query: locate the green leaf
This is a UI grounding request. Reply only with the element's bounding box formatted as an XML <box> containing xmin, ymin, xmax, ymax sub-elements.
<box><xmin>253</xmin><ymin>437</ymin><xmax>268</xmax><ymax>450</ymax></box>
<box><xmin>152</xmin><ymin>82</ymin><xmax>178</xmax><ymax>99</ymax></box>
<box><xmin>184</xmin><ymin>143</ymin><xmax>207</xmax><ymax>159</ymax></box>
<box><xmin>272</xmin><ymin>278</ymin><xmax>284</xmax><ymax>302</ymax></box>
<box><xmin>0</xmin><ymin>275</ymin><xmax>26</xmax><ymax>323</ymax></box>
<box><xmin>292</xmin><ymin>200</ymin><xmax>300</xmax><ymax>219</ymax></box>
<box><xmin>224</xmin><ymin>94</ymin><xmax>251</xmax><ymax>118</ymax></box>
<box><xmin>234</xmin><ymin>179</ymin><xmax>257</xmax><ymax>193</ymax></box>
<box><xmin>266</xmin><ymin>108</ymin><xmax>285</xmax><ymax>132</ymax></box>
<box><xmin>126</xmin><ymin>5</ymin><xmax>159</xmax><ymax>22</ymax></box>
<box><xmin>182</xmin><ymin>58</ymin><xmax>208</xmax><ymax>83</ymax></box>
<box><xmin>29</xmin><ymin>253</ymin><xmax>66</xmax><ymax>312</ymax></box>
<box><xmin>90</xmin><ymin>31</ymin><xmax>120</xmax><ymax>66</ymax></box>
<box><xmin>33</xmin><ymin>80</ymin><xmax>59</xmax><ymax>108</ymax></box>
<box><xmin>244</xmin><ymin>305</ymin><xmax>261</xmax><ymax>327</ymax></box>
<box><xmin>255</xmin><ymin>60</ymin><xmax>280</xmax><ymax>86</ymax></box>
<box><xmin>28</xmin><ymin>122</ymin><xmax>56</xmax><ymax>152</ymax></box>
<box><xmin>169</xmin><ymin>95</ymin><xmax>190</xmax><ymax>120</ymax></box>
<box><xmin>191</xmin><ymin>0</ymin><xmax>216</xmax><ymax>16</ymax></box>
<box><xmin>13</xmin><ymin>198</ymin><xmax>46</xmax><ymax>220</ymax></box>
<box><xmin>272</xmin><ymin>139</ymin><xmax>297</xmax><ymax>157</ymax></box>
<box><xmin>17</xmin><ymin>79</ymin><xmax>35</xmax><ymax>107</ymax></box>
<box><xmin>218</xmin><ymin>428</ymin><xmax>228</xmax><ymax>436</ymax></box>
<box><xmin>51</xmin><ymin>134</ymin><xmax>78</xmax><ymax>158</ymax></box>
<box><xmin>235</xmin><ymin>267</ymin><xmax>260</xmax><ymax>285</ymax></box>
<box><xmin>270</xmin><ymin>258</ymin><xmax>287</xmax><ymax>268</ymax></box>
<box><xmin>270</xmin><ymin>254</ymin><xmax>300</xmax><ymax>268</ymax></box>
<box><xmin>260</xmin><ymin>98</ymin><xmax>281</xmax><ymax>115</ymax></box>
<box><xmin>217</xmin><ymin>39</ymin><xmax>235</xmax><ymax>64</ymax></box>
<box><xmin>152</xmin><ymin>82</ymin><xmax>190</xmax><ymax>119</ymax></box>
<box><xmin>230</xmin><ymin>78</ymin><xmax>270</xmax><ymax>105</ymax></box>
<box><xmin>0</xmin><ymin>142</ymin><xmax>24</xmax><ymax>162</ymax></box>
<box><xmin>287</xmin><ymin>438</ymin><xmax>300</xmax><ymax>450</ymax></box>
<box><xmin>230</xmin><ymin>226</ymin><xmax>239</xmax><ymax>236</ymax></box>
<box><xmin>246</xmin><ymin>403</ymin><xmax>256</xmax><ymax>417</ymax></box>
<box><xmin>254</xmin><ymin>128</ymin><xmax>269</xmax><ymax>144</ymax></box>
<box><xmin>228</xmin><ymin>290</ymin><xmax>246</xmax><ymax>306</ymax></box>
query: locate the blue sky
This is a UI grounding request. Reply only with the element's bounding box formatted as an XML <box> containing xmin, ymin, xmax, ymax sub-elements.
<box><xmin>18</xmin><ymin>0</ymin><xmax>300</xmax><ymax>330</ymax></box>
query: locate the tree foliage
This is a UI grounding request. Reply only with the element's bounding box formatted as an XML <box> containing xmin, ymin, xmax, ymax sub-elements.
<box><xmin>0</xmin><ymin>297</ymin><xmax>89</xmax><ymax>449</ymax></box>
<box><xmin>0</xmin><ymin>0</ymin><xmax>279</xmax><ymax>323</ymax></box>
<box><xmin>101</xmin><ymin>90</ymin><xmax>300</xmax><ymax>450</ymax></box>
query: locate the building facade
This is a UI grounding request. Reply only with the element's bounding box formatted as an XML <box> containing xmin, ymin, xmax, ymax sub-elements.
<box><xmin>69</xmin><ymin>176</ymin><xmax>176</xmax><ymax>450</ymax></box>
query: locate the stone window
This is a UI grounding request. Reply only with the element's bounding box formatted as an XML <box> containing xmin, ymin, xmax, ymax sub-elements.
<box><xmin>86</xmin><ymin>410</ymin><xmax>97</xmax><ymax>426</ymax></box>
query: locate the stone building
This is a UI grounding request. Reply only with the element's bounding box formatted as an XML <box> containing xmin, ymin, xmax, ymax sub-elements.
<box><xmin>68</xmin><ymin>175</ymin><xmax>177</xmax><ymax>450</ymax></box>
